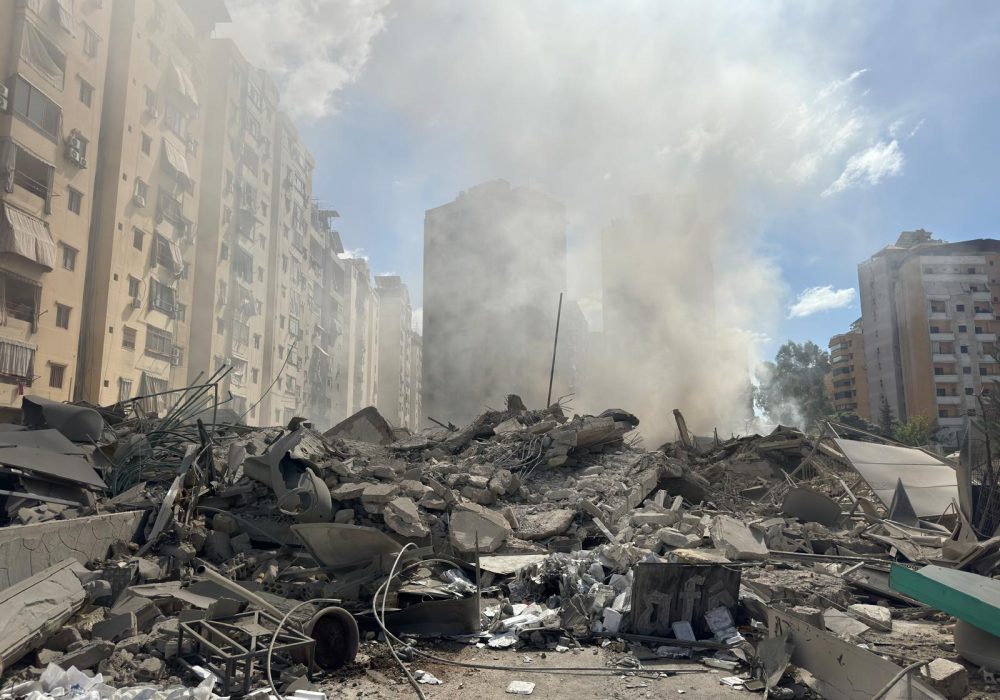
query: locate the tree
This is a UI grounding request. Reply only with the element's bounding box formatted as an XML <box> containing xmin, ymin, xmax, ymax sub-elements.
<box><xmin>892</xmin><ymin>413</ymin><xmax>931</xmax><ymax>446</ymax></box>
<box><xmin>878</xmin><ymin>396</ymin><xmax>895</xmax><ymax>434</ymax></box>
<box><xmin>754</xmin><ymin>340</ymin><xmax>833</xmax><ymax>430</ymax></box>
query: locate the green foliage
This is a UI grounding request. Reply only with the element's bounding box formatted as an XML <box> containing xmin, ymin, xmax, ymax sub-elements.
<box><xmin>833</xmin><ymin>410</ymin><xmax>888</xmax><ymax>437</ymax></box>
<box><xmin>878</xmin><ymin>396</ymin><xmax>895</xmax><ymax>434</ymax></box>
<box><xmin>754</xmin><ymin>340</ymin><xmax>833</xmax><ymax>429</ymax></box>
<box><xmin>892</xmin><ymin>413</ymin><xmax>931</xmax><ymax>446</ymax></box>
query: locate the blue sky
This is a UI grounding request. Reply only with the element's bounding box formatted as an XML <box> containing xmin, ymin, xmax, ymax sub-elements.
<box><xmin>227</xmin><ymin>1</ymin><xmax>1000</xmax><ymax>361</ymax></box>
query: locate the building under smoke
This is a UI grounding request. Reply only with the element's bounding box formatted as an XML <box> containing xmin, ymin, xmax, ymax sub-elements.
<box><xmin>422</xmin><ymin>180</ymin><xmax>566</xmax><ymax>424</ymax></box>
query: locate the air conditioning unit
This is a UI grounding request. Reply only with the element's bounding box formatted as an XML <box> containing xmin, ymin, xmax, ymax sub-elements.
<box><xmin>79</xmin><ymin>157</ymin><xmax>87</xmax><ymax>169</ymax></box>
<box><xmin>68</xmin><ymin>132</ymin><xmax>84</xmax><ymax>150</ymax></box>
<box><xmin>65</xmin><ymin>147</ymin><xmax>83</xmax><ymax>165</ymax></box>
<box><xmin>133</xmin><ymin>194</ymin><xmax>146</xmax><ymax>208</ymax></box>
<box><xmin>131</xmin><ymin>296</ymin><xmax>142</xmax><ymax>308</ymax></box>
<box><xmin>170</xmin><ymin>348</ymin><xmax>182</xmax><ymax>366</ymax></box>
<box><xmin>146</xmin><ymin>105</ymin><xmax>160</xmax><ymax>119</ymax></box>
<box><xmin>0</xmin><ymin>84</ymin><xmax>8</xmax><ymax>112</ymax></box>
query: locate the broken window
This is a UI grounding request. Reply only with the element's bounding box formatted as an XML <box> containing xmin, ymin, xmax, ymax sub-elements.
<box><xmin>233</xmin><ymin>320</ymin><xmax>250</xmax><ymax>347</ymax></box>
<box><xmin>164</xmin><ymin>101</ymin><xmax>185</xmax><ymax>137</ymax></box>
<box><xmin>232</xmin><ymin>246</ymin><xmax>253</xmax><ymax>283</ymax></box>
<box><xmin>151</xmin><ymin>233</ymin><xmax>183</xmax><ymax>272</ymax></box>
<box><xmin>7</xmin><ymin>142</ymin><xmax>54</xmax><ymax>211</ymax></box>
<box><xmin>148</xmin><ymin>279</ymin><xmax>176</xmax><ymax>316</ymax></box>
<box><xmin>0</xmin><ymin>271</ymin><xmax>41</xmax><ymax>331</ymax></box>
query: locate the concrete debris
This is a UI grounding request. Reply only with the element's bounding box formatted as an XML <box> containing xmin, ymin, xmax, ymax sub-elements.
<box><xmin>0</xmin><ymin>394</ymin><xmax>992</xmax><ymax>698</ymax></box>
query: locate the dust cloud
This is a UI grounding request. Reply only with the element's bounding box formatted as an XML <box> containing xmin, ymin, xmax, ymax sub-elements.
<box><xmin>229</xmin><ymin>1</ymin><xmax>904</xmax><ymax>439</ymax></box>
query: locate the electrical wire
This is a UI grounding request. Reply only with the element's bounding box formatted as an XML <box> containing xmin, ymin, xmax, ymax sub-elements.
<box><xmin>265</xmin><ymin>597</ymin><xmax>343</xmax><ymax>700</ymax></box>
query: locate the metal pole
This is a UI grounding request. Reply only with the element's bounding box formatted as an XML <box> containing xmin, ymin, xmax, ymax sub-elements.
<box><xmin>546</xmin><ymin>293</ymin><xmax>564</xmax><ymax>408</ymax></box>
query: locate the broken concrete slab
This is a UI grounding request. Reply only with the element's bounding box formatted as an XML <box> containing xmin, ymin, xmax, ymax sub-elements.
<box><xmin>515</xmin><ymin>509</ymin><xmax>575</xmax><ymax>541</ymax></box>
<box><xmin>449</xmin><ymin>503</ymin><xmax>512</xmax><ymax>553</ymax></box>
<box><xmin>91</xmin><ymin>612</ymin><xmax>138</xmax><ymax>642</ymax></box>
<box><xmin>821</xmin><ymin>607</ymin><xmax>870</xmax><ymax>640</ymax></box>
<box><xmin>626</xmin><ymin>562</ymin><xmax>740</xmax><ymax>639</ymax></box>
<box><xmin>56</xmin><ymin>640</ymin><xmax>115</xmax><ymax>670</ymax></box>
<box><xmin>361</xmin><ymin>483</ymin><xmax>399</xmax><ymax>505</ymax></box>
<box><xmin>324</xmin><ymin>406</ymin><xmax>394</xmax><ymax>445</ymax></box>
<box><xmin>847</xmin><ymin>603</ymin><xmax>892</xmax><ymax>632</ymax></box>
<box><xmin>384</xmin><ymin>497</ymin><xmax>430</xmax><ymax>538</ymax></box>
<box><xmin>919</xmin><ymin>658</ymin><xmax>969</xmax><ymax>700</ymax></box>
<box><xmin>0</xmin><ymin>559</ymin><xmax>87</xmax><ymax>672</ymax></box>
<box><xmin>709</xmin><ymin>515</ymin><xmax>769</xmax><ymax>561</ymax></box>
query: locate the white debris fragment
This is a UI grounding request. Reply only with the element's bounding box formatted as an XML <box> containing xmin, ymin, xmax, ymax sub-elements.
<box><xmin>505</xmin><ymin>681</ymin><xmax>536</xmax><ymax>695</ymax></box>
<box><xmin>413</xmin><ymin>670</ymin><xmax>443</xmax><ymax>685</ymax></box>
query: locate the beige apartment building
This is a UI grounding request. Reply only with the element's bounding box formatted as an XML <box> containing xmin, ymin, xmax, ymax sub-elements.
<box><xmin>78</xmin><ymin>0</ymin><xmax>227</xmax><ymax>412</ymax></box>
<box><xmin>260</xmin><ymin>114</ymin><xmax>316</xmax><ymax>425</ymax></box>
<box><xmin>338</xmin><ymin>256</ymin><xmax>379</xmax><ymax>418</ymax></box>
<box><xmin>859</xmin><ymin>232</ymin><xmax>1000</xmax><ymax>443</ymax></box>
<box><xmin>0</xmin><ymin>0</ymin><xmax>111</xmax><ymax>408</ymax></box>
<box><xmin>188</xmin><ymin>38</ymin><xmax>276</xmax><ymax>423</ymax></box>
<box><xmin>374</xmin><ymin>274</ymin><xmax>420</xmax><ymax>428</ymax></box>
<box><xmin>825</xmin><ymin>320</ymin><xmax>870</xmax><ymax>420</ymax></box>
<box><xmin>407</xmin><ymin>331</ymin><xmax>422</xmax><ymax>429</ymax></box>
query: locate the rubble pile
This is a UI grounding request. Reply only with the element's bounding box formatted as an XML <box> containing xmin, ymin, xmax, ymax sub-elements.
<box><xmin>1</xmin><ymin>387</ymin><xmax>999</xmax><ymax>699</ymax></box>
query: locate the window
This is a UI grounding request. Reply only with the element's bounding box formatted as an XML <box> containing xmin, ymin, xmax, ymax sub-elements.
<box><xmin>49</xmin><ymin>364</ymin><xmax>65</xmax><ymax>389</ymax></box>
<box><xmin>61</xmin><ymin>244</ymin><xmax>77</xmax><ymax>271</ymax></box>
<box><xmin>964</xmin><ymin>366</ymin><xmax>973</xmax><ymax>375</ymax></box>
<box><xmin>144</xmin><ymin>86</ymin><xmax>157</xmax><ymax>110</ymax></box>
<box><xmin>939</xmin><ymin>409</ymin><xmax>949</xmax><ymax>418</ymax></box>
<box><xmin>254</xmin><ymin>334</ymin><xmax>261</xmax><ymax>349</ymax></box>
<box><xmin>55</xmin><ymin>303</ymin><xmax>71</xmax><ymax>329</ymax></box>
<box><xmin>78</xmin><ymin>78</ymin><xmax>93</xmax><ymax>107</ymax></box>
<box><xmin>934</xmin><ymin>367</ymin><xmax>944</xmax><ymax>376</ymax></box>
<box><xmin>218</xmin><ymin>279</ymin><xmax>227</xmax><ymax>301</ymax></box>
<box><xmin>83</xmin><ymin>25</ymin><xmax>100</xmax><ymax>57</ymax></box>
<box><xmin>969</xmin><ymin>267</ymin><xmax>977</xmax><ymax>274</ymax></box>
<box><xmin>149</xmin><ymin>43</ymin><xmax>160</xmax><ymax>66</ymax></box>
<box><xmin>931</xmin><ymin>301</ymin><xmax>945</xmax><ymax>313</ymax></box>
<box><xmin>149</xmin><ymin>279</ymin><xmax>176</xmax><ymax>315</ymax></box>
<box><xmin>982</xmin><ymin>367</ymin><xmax>989</xmax><ymax>376</ymax></box>
<box><xmin>961</xmin><ymin>345</ymin><xmax>969</xmax><ymax>354</ymax></box>
<box><xmin>117</xmin><ymin>377</ymin><xmax>132</xmax><ymax>402</ymax></box>
<box><xmin>132</xmin><ymin>228</ymin><xmax>144</xmax><ymax>250</ymax></box>
<box><xmin>216</xmin><ymin>317</ymin><xmax>224</xmax><ymax>334</ymax></box>
<box><xmin>959</xmin><ymin>325</ymin><xmax>967</xmax><ymax>333</ymax></box>
<box><xmin>144</xmin><ymin>325</ymin><xmax>173</xmax><ymax>358</ymax></box>
<box><xmin>930</xmin><ymin>326</ymin><xmax>940</xmax><ymax>334</ymax></box>
<box><xmin>289</xmin><ymin>316</ymin><xmax>300</xmax><ymax>337</ymax></box>
<box><xmin>67</xmin><ymin>187</ymin><xmax>82</xmax><ymax>214</ymax></box>
<box><xmin>11</xmin><ymin>76</ymin><xmax>61</xmax><ymax>140</ymax></box>
<box><xmin>233</xmin><ymin>321</ymin><xmax>250</xmax><ymax>346</ymax></box>
<box><xmin>233</xmin><ymin>247</ymin><xmax>253</xmax><ymax>283</ymax></box>
<box><xmin>257</xmin><ymin>266</ymin><xmax>264</xmax><ymax>282</ymax></box>
<box><xmin>12</xmin><ymin>144</ymin><xmax>54</xmax><ymax>207</ymax></box>
<box><xmin>151</xmin><ymin>233</ymin><xmax>181</xmax><ymax>271</ymax></box>
<box><xmin>175</xmin><ymin>302</ymin><xmax>185</xmax><ymax>322</ymax></box>
<box><xmin>164</xmin><ymin>102</ymin><xmax>184</xmax><ymax>137</ymax></box>
<box><xmin>251</xmin><ymin>368</ymin><xmax>259</xmax><ymax>383</ymax></box>
<box><xmin>141</xmin><ymin>132</ymin><xmax>151</xmax><ymax>155</ymax></box>
<box><xmin>936</xmin><ymin>388</ymin><xmax>946</xmax><ymax>397</ymax></box>
<box><xmin>122</xmin><ymin>326</ymin><xmax>136</xmax><ymax>349</ymax></box>
<box><xmin>127</xmin><ymin>275</ymin><xmax>140</xmax><ymax>297</ymax></box>
<box><xmin>966</xmin><ymin>387</ymin><xmax>975</xmax><ymax>395</ymax></box>
<box><xmin>957</xmin><ymin>304</ymin><xmax>966</xmax><ymax>312</ymax></box>
<box><xmin>220</xmin><ymin>243</ymin><xmax>229</xmax><ymax>260</ymax></box>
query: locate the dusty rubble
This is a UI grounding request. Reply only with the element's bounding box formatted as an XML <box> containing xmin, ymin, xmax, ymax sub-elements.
<box><xmin>0</xmin><ymin>380</ymin><xmax>998</xmax><ymax>699</ymax></box>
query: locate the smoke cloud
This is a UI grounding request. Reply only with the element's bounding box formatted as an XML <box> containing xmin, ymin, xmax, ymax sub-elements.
<box><xmin>227</xmin><ymin>1</ymin><xmax>909</xmax><ymax>437</ymax></box>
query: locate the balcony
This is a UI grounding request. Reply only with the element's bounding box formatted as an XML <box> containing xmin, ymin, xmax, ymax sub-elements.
<box><xmin>977</xmin><ymin>333</ymin><xmax>998</xmax><ymax>342</ymax></box>
<box><xmin>935</xmin><ymin>374</ymin><xmax>959</xmax><ymax>382</ymax></box>
<box><xmin>930</xmin><ymin>332</ymin><xmax>955</xmax><ymax>341</ymax></box>
<box><xmin>936</xmin><ymin>395</ymin><xmax>962</xmax><ymax>404</ymax></box>
<box><xmin>933</xmin><ymin>353</ymin><xmax>955</xmax><ymax>362</ymax></box>
<box><xmin>939</xmin><ymin>416</ymin><xmax>968</xmax><ymax>427</ymax></box>
<box><xmin>976</xmin><ymin>313</ymin><xmax>995</xmax><ymax>321</ymax></box>
<box><xmin>974</xmin><ymin>291</ymin><xmax>992</xmax><ymax>302</ymax></box>
<box><xmin>928</xmin><ymin>312</ymin><xmax>949</xmax><ymax>320</ymax></box>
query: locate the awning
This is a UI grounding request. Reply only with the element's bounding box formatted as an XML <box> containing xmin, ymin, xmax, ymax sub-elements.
<box><xmin>169</xmin><ymin>239</ymin><xmax>184</xmax><ymax>272</ymax></box>
<box><xmin>21</xmin><ymin>21</ymin><xmax>65</xmax><ymax>88</ymax></box>
<box><xmin>0</xmin><ymin>203</ymin><xmax>56</xmax><ymax>270</ymax></box>
<box><xmin>138</xmin><ymin>372</ymin><xmax>170</xmax><ymax>417</ymax></box>
<box><xmin>54</xmin><ymin>0</ymin><xmax>73</xmax><ymax>33</ymax></box>
<box><xmin>170</xmin><ymin>62</ymin><xmax>199</xmax><ymax>107</ymax></box>
<box><xmin>161</xmin><ymin>138</ymin><xmax>191</xmax><ymax>183</ymax></box>
<box><xmin>833</xmin><ymin>437</ymin><xmax>959</xmax><ymax>518</ymax></box>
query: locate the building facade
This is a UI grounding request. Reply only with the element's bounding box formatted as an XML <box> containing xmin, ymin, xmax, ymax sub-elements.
<box><xmin>859</xmin><ymin>232</ymin><xmax>1000</xmax><ymax>443</ymax></box>
<box><xmin>423</xmin><ymin>180</ymin><xmax>566</xmax><ymax>424</ymax></box>
<box><xmin>78</xmin><ymin>0</ymin><xmax>225</xmax><ymax>412</ymax></box>
<box><xmin>339</xmin><ymin>256</ymin><xmax>379</xmax><ymax>418</ymax></box>
<box><xmin>188</xmin><ymin>37</ymin><xmax>276</xmax><ymax>423</ymax></box>
<box><xmin>374</xmin><ymin>274</ymin><xmax>419</xmax><ymax>428</ymax></box>
<box><xmin>825</xmin><ymin>319</ymin><xmax>870</xmax><ymax>420</ymax></box>
<box><xmin>0</xmin><ymin>0</ymin><xmax>112</xmax><ymax>407</ymax></box>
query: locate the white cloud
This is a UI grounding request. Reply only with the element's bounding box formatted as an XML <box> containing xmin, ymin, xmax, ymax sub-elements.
<box><xmin>220</xmin><ymin>0</ymin><xmax>390</xmax><ymax>120</ymax></box>
<box><xmin>787</xmin><ymin>285</ymin><xmax>856</xmax><ymax>318</ymax></box>
<box><xmin>411</xmin><ymin>307</ymin><xmax>423</xmax><ymax>334</ymax></box>
<box><xmin>338</xmin><ymin>248</ymin><xmax>369</xmax><ymax>261</ymax></box>
<box><xmin>822</xmin><ymin>139</ymin><xmax>904</xmax><ymax>196</ymax></box>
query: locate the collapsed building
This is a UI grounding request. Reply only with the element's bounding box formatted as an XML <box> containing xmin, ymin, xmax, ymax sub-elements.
<box><xmin>0</xmin><ymin>379</ymin><xmax>999</xmax><ymax>699</ymax></box>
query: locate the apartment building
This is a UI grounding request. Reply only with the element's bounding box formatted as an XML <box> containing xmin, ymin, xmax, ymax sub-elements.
<box><xmin>374</xmin><ymin>274</ymin><xmax>419</xmax><ymax>428</ymax></box>
<box><xmin>0</xmin><ymin>0</ymin><xmax>112</xmax><ymax>407</ymax></box>
<box><xmin>301</xmin><ymin>207</ymin><xmax>348</xmax><ymax>429</ymax></box>
<box><xmin>338</xmin><ymin>256</ymin><xmax>379</xmax><ymax>417</ymax></box>
<box><xmin>78</xmin><ymin>0</ymin><xmax>226</xmax><ymax>412</ymax></box>
<box><xmin>423</xmin><ymin>180</ymin><xmax>566</xmax><ymax>424</ymax></box>
<box><xmin>407</xmin><ymin>331</ymin><xmax>422</xmax><ymax>429</ymax></box>
<box><xmin>260</xmin><ymin>114</ymin><xmax>316</xmax><ymax>426</ymax></box>
<box><xmin>187</xmin><ymin>38</ymin><xmax>276</xmax><ymax>423</ymax></box>
<box><xmin>825</xmin><ymin>319</ymin><xmax>870</xmax><ymax>420</ymax></box>
<box><xmin>859</xmin><ymin>232</ymin><xmax>1000</xmax><ymax>443</ymax></box>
